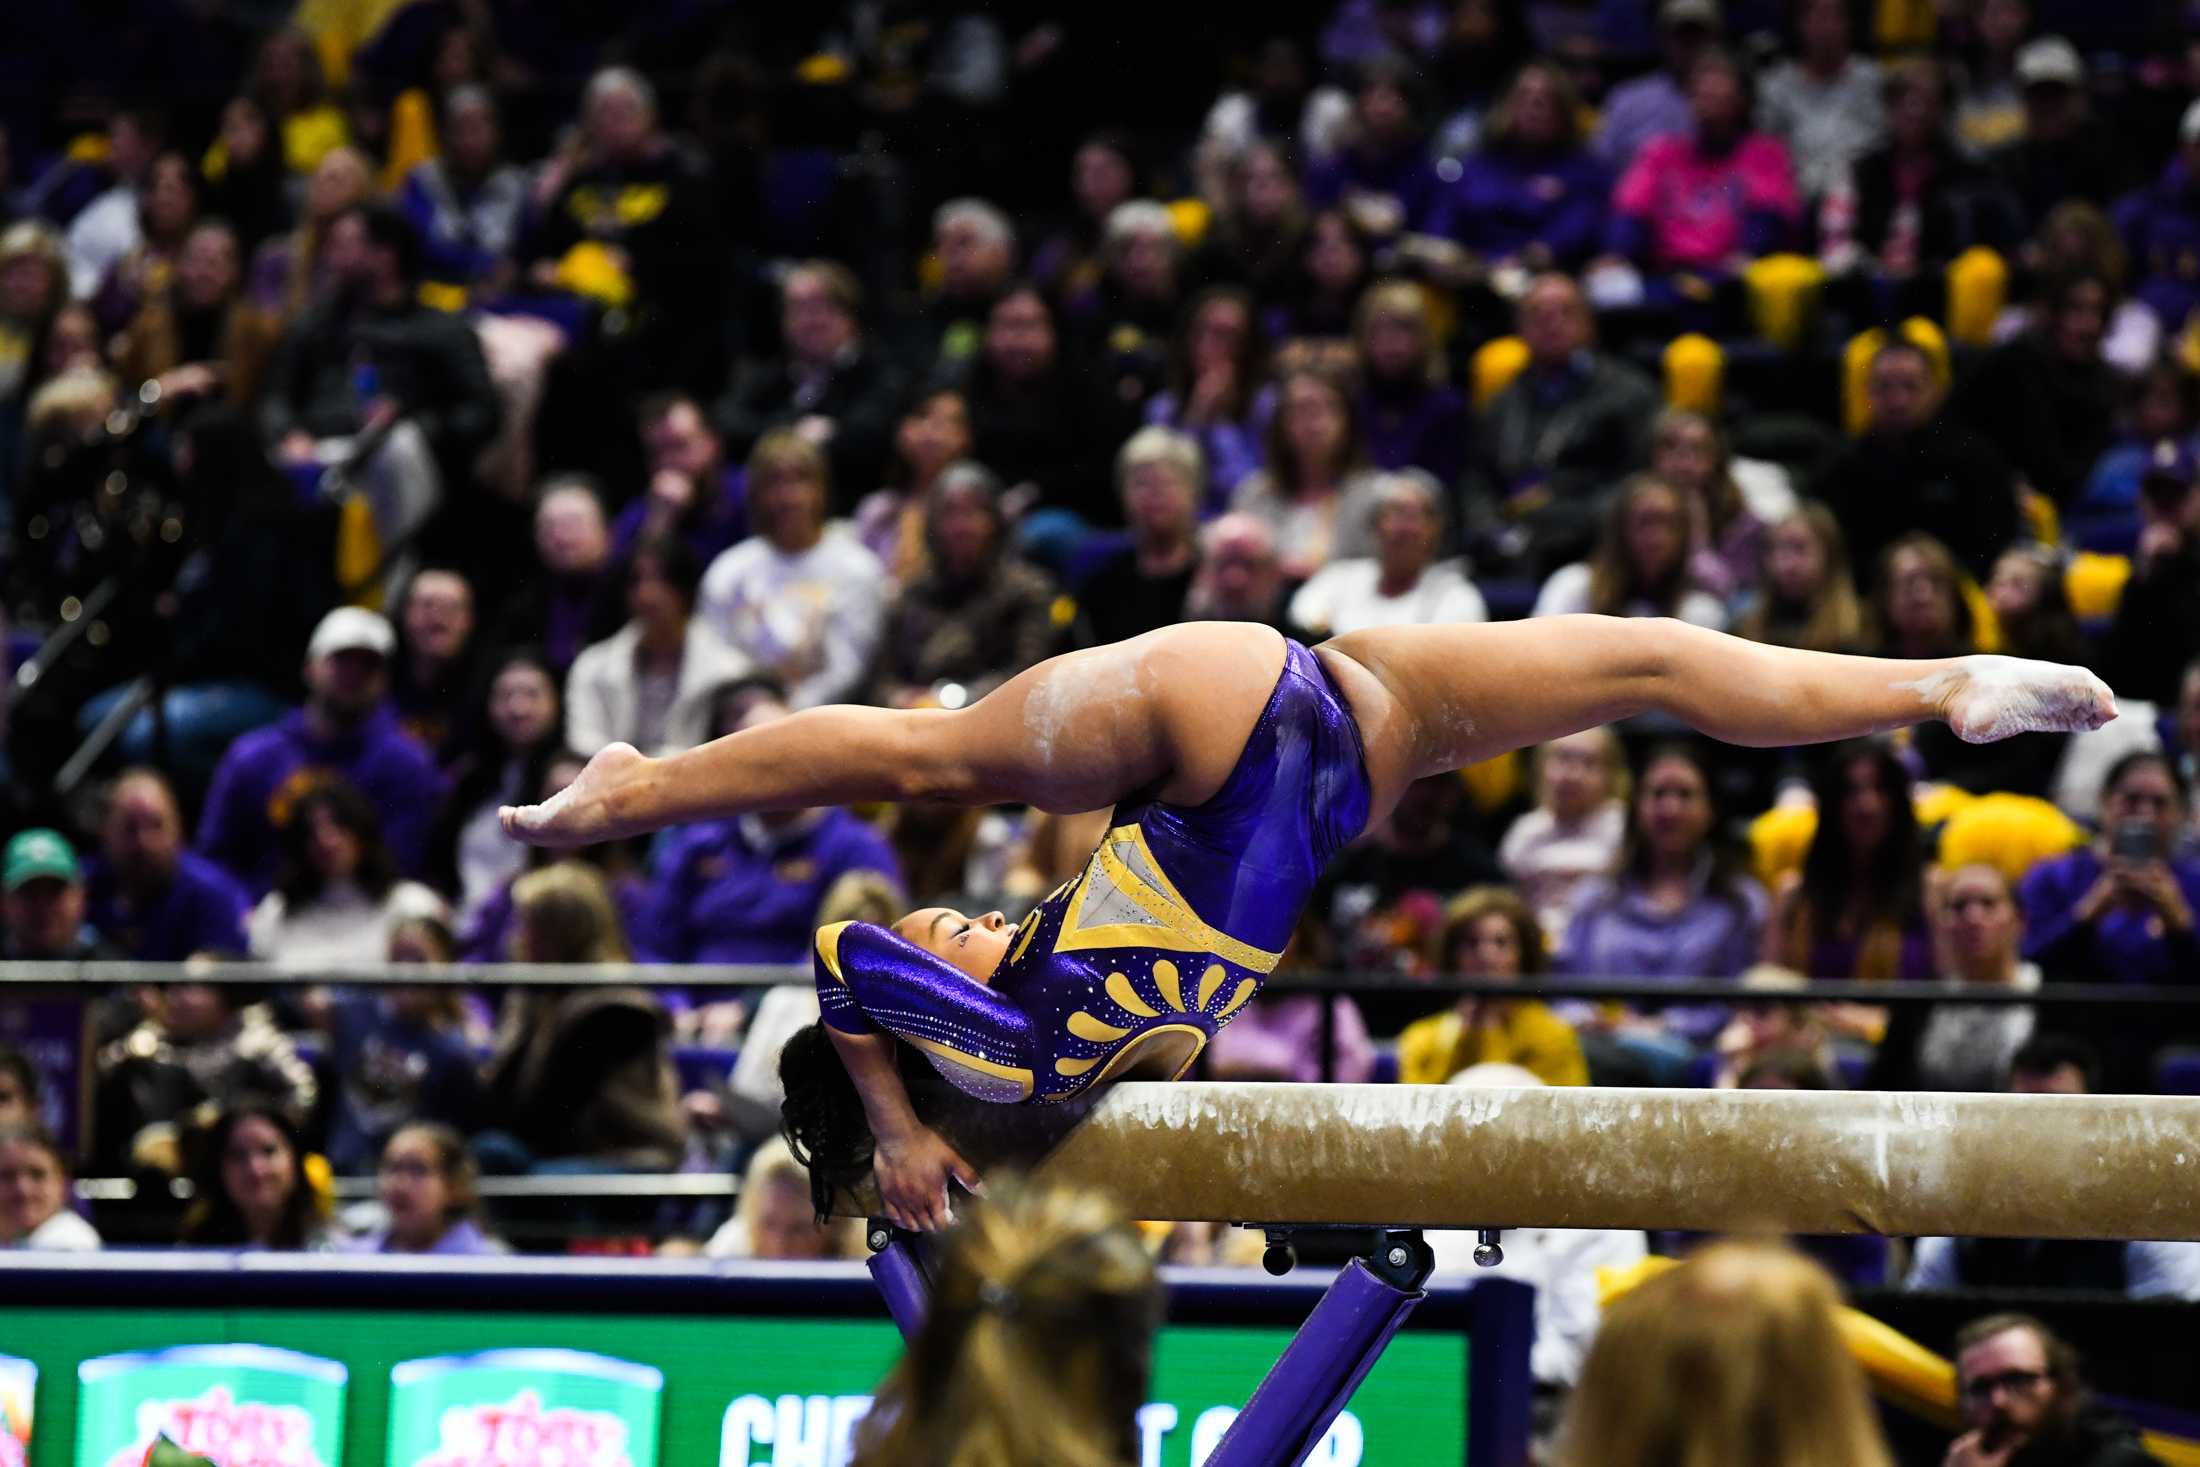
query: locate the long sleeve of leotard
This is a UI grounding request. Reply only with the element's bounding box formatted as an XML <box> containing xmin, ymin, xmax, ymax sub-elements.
<box><xmin>813</xmin><ymin>921</ymin><xmax>1038</xmax><ymax>1101</ymax></box>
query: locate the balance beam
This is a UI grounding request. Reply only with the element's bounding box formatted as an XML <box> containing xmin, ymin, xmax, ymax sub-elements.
<box><xmin>865</xmin><ymin>1083</ymin><xmax>2200</xmax><ymax>1241</ymax></box>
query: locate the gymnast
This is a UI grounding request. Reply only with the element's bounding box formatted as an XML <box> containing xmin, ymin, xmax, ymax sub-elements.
<box><xmin>502</xmin><ymin>617</ymin><xmax>2114</xmax><ymax>1230</ymax></box>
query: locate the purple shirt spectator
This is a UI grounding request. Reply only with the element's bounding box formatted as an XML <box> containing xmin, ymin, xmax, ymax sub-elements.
<box><xmin>197</xmin><ymin>707</ymin><xmax>443</xmax><ymax>895</ymax></box>
<box><xmin>609</xmin><ymin>466</ymin><xmax>749</xmax><ymax>570</ymax></box>
<box><xmin>1206</xmin><ymin>994</ymin><xmax>1376</xmax><ymax>1084</ymax></box>
<box><xmin>634</xmin><ymin>811</ymin><xmax>900</xmax><ymax>966</ymax></box>
<box><xmin>1144</xmin><ymin>390</ymin><xmax>1271</xmax><ymax>511</ymax></box>
<box><xmin>1424</xmin><ymin>148</ymin><xmax>1611</xmax><ymax>270</ymax></box>
<box><xmin>1555</xmin><ymin>870</ymin><xmax>1768</xmax><ymax>1041</ymax></box>
<box><xmin>1595</xmin><ymin>74</ymin><xmax>1691</xmax><ymax>174</ymax></box>
<box><xmin>82</xmin><ymin>852</ymin><xmax>251</xmax><ymax>962</ymax></box>
<box><xmin>1359</xmin><ymin>379</ymin><xmax>1469</xmax><ymax>486</ymax></box>
<box><xmin>2116</xmin><ymin>151</ymin><xmax>2200</xmax><ymax>339</ymax></box>
<box><xmin>2018</xmin><ymin>849</ymin><xmax>2200</xmax><ymax>986</ymax></box>
<box><xmin>461</xmin><ymin>869</ymin><xmax>652</xmax><ymax>964</ymax></box>
<box><xmin>345</xmin><ymin>1218</ymin><xmax>502</xmax><ymax>1255</ymax></box>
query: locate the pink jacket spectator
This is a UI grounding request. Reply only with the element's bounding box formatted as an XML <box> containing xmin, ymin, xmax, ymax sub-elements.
<box><xmin>1611</xmin><ymin>133</ymin><xmax>1801</xmax><ymax>274</ymax></box>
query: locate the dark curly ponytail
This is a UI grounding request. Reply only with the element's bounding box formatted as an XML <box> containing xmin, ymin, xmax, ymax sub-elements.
<box><xmin>779</xmin><ymin>1023</ymin><xmax>883</xmax><ymax>1219</ymax></box>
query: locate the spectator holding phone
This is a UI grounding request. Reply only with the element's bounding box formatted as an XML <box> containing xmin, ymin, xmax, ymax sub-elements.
<box><xmin>2018</xmin><ymin>752</ymin><xmax>2200</xmax><ymax>986</ymax></box>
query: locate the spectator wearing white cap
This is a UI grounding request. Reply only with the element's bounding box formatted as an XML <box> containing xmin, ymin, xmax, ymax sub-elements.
<box><xmin>1994</xmin><ymin>36</ymin><xmax>2127</xmax><ymax>230</ymax></box>
<box><xmin>2114</xmin><ymin>98</ymin><xmax>2200</xmax><ymax>338</ymax></box>
<box><xmin>197</xmin><ymin>607</ymin><xmax>443</xmax><ymax>895</ymax></box>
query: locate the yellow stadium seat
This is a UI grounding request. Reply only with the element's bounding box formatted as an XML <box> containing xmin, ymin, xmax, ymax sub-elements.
<box><xmin>1743</xmin><ymin>253</ymin><xmax>1826</xmax><ymax>352</ymax></box>
<box><xmin>2066</xmin><ymin>551</ymin><xmax>2133</xmax><ymax>620</ymax></box>
<box><xmin>1471</xmin><ymin>336</ymin><xmax>1530</xmax><ymax>411</ymax></box>
<box><xmin>1663</xmin><ymin>334</ymin><xmax>1723</xmax><ymax>415</ymax></box>
<box><xmin>1945</xmin><ymin>247</ymin><xmax>2009</xmax><ymax>348</ymax></box>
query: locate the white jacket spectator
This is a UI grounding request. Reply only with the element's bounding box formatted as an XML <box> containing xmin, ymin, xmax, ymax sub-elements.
<box><xmin>1289</xmin><ymin>472</ymin><xmax>1487</xmax><ymax>636</ymax></box>
<box><xmin>566</xmin><ymin>619</ymin><xmax>753</xmax><ymax>758</ymax></box>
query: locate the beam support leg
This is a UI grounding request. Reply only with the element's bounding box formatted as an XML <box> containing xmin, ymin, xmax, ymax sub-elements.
<box><xmin>865</xmin><ymin>1220</ymin><xmax>932</xmax><ymax>1340</ymax></box>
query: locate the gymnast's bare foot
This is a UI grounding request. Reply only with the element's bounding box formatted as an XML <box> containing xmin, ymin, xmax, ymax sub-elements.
<box><xmin>501</xmin><ymin>741</ymin><xmax>649</xmax><ymax>847</ymax></box>
<box><xmin>1930</xmin><ymin>656</ymin><xmax>2118</xmax><ymax>744</ymax></box>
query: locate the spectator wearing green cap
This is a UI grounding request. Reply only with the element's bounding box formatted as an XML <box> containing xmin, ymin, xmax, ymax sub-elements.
<box><xmin>0</xmin><ymin>829</ymin><xmax>116</xmax><ymax>962</ymax></box>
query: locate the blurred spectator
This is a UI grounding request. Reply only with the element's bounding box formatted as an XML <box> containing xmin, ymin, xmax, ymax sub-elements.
<box><xmin>1755</xmin><ymin>0</ymin><xmax>1884</xmax><ymax>205</ymax></box>
<box><xmin>635</xmin><ymin>676</ymin><xmax>900</xmax><ymax>966</ymax></box>
<box><xmin>1947</xmin><ymin>271</ymin><xmax>2119</xmax><ymax>507</ymax></box>
<box><xmin>524</xmin><ymin>66</ymin><xmax>725</xmax><ymax>394</ymax></box>
<box><xmin>390</xmin><ymin>567</ymin><xmax>477</xmax><ymax>759</ymax></box>
<box><xmin>849</xmin><ymin>1178</ymin><xmax>1161</xmax><ymax>1466</ymax></box>
<box><xmin>2067</xmin><ymin>361</ymin><xmax>2197</xmax><ymax>556</ymax></box>
<box><xmin>2117</xmin><ymin>100</ymin><xmax>2200</xmax><ymax>340</ymax></box>
<box><xmin>1231</xmin><ymin>365</ymin><xmax>1382</xmax><ymax>579</ymax></box>
<box><xmin>2097</xmin><ymin>442</ymin><xmax>2200</xmax><ymax>704</ymax></box>
<box><xmin>113</xmin><ymin>219</ymin><xmax>265</xmax><ymax>409</ymax></box>
<box><xmin>0</xmin><ymin>221</ymin><xmax>69</xmax><ymax>462</ymax></box>
<box><xmin>2174</xmin><ymin>657</ymin><xmax>2200</xmax><ymax>794</ymax></box>
<box><xmin>1942</xmin><ymin>1315</ymin><xmax>2165</xmax><ymax>1466</ymax></box>
<box><xmin>197</xmin><ymin>607</ymin><xmax>442</xmax><ymax>893</ymax></box>
<box><xmin>1</xmin><ymin>829</ymin><xmax>113</xmax><ymax>961</ymax></box>
<box><xmin>1271</xmin><ymin>207</ymin><xmax>1374</xmax><ymax>352</ymax></box>
<box><xmin>1186</xmin><ymin>512</ymin><xmax>1293</xmax><ymax>628</ymax></box>
<box><xmin>1468</xmin><ymin>273</ymin><xmax>1659</xmax><ymax>577</ymax></box>
<box><xmin>484</xmin><ymin>862</ymin><xmax>686</xmax><ymax>1172</ymax></box>
<box><xmin>1028</xmin><ymin>133</ymin><xmax>1138</xmax><ymax>300</ymax></box>
<box><xmin>698</xmin><ymin>431</ymin><xmax>886</xmax><ymax>710</ymax></box>
<box><xmin>1533</xmin><ymin>476</ymin><xmax>1729</xmax><ymax>627</ymax></box>
<box><xmin>2019</xmin><ymin>751</ymin><xmax>2200</xmax><ymax>985</ymax></box>
<box><xmin>1353</xmin><ymin>281</ymin><xmax>1468</xmax><ymax>485</ymax></box>
<box><xmin>1986</xmin><ymin>544</ymin><xmax>2086</xmax><ymax>665</ymax></box>
<box><xmin>1066</xmin><ymin>201</ymin><xmax>1183</xmax><ymax>417</ymax></box>
<box><xmin>1422</xmin><ymin>60</ymin><xmax>1609</xmax><ymax>275</ymax></box>
<box><xmin>392</xmin><ymin>85</ymin><xmax>525</xmax><ymax>294</ymax></box>
<box><xmin>1304</xmin><ymin>60</ymin><xmax>1438</xmax><ymax>235</ymax></box>
<box><xmin>1596</xmin><ymin>0</ymin><xmax>1725</xmax><ymax>174</ymax></box>
<box><xmin>247</xmin><ymin>781</ymin><xmax>446</xmax><ymax>969</ymax></box>
<box><xmin>1144</xmin><ymin>286</ymin><xmax>1270</xmax><ymax>508</ymax></box>
<box><xmin>1951</xmin><ymin>0</ymin><xmax>2035</xmax><ymax>155</ymax></box>
<box><xmin>958</xmin><ymin>283</ymin><xmax>1112</xmax><ymax>540</ymax></box>
<box><xmin>1078</xmin><ymin>428</ymin><xmax>1204</xmax><ymax>647</ymax></box>
<box><xmin>855</xmin><ymin>388</ymin><xmax>973</xmax><ymax>587</ymax></box>
<box><xmin>566</xmin><ymin>535</ymin><xmax>753</xmax><ymax>757</ymax></box>
<box><xmin>1767</xmin><ymin>741</ymin><xmax>1932</xmax><ymax>980</ymax></box>
<box><xmin>260</xmin><ymin>203</ymin><xmax>501</xmax><ymax>601</ymax></box>
<box><xmin>877</xmin><ymin>464</ymin><xmax>1060</xmax><ymax>708</ymax></box>
<box><xmin>719</xmin><ymin>260</ymin><xmax>903</xmax><ymax>499</ymax></box>
<box><xmin>1206</xmin><ymin>914</ymin><xmax>1376</xmax><ymax>1086</ymax></box>
<box><xmin>199</xmin><ymin>96</ymin><xmax>290</xmax><ymax>254</ymax></box>
<box><xmin>429</xmin><ymin>650</ymin><xmax>564</xmax><ymax>921</ymax></box>
<box><xmin>1289</xmin><ymin>471</ymin><xmax>1487</xmax><ymax>636</ymax></box>
<box><xmin>616</xmin><ymin>394</ymin><xmax>749</xmax><ymax>570</ymax></box>
<box><xmin>94</xmin><ymin>985</ymin><xmax>316</xmax><ymax>1177</ymax></box>
<box><xmin>1195</xmin><ymin>140</ymin><xmax>1312</xmax><ymax>314</ymax></box>
<box><xmin>1558</xmin><ymin>745</ymin><xmax>1767</xmax><ymax>1078</ymax></box>
<box><xmin>248</xmin><ymin>28</ymin><xmax>348</xmax><ymax>177</ymax></box>
<box><xmin>1501</xmin><ymin>727</ymin><xmax>1629</xmax><ymax>939</ymax></box>
<box><xmin>85</xmin><ymin>770</ymin><xmax>250</xmax><ymax>962</ymax></box>
<box><xmin>1824</xmin><ymin>58</ymin><xmax>2022</xmax><ymax>306</ymax></box>
<box><xmin>324</xmin><ymin>916</ymin><xmax>486</xmax><ymax>1174</ymax></box>
<box><xmin>1400</xmin><ymin>887</ymin><xmax>1588</xmax><ymax>1086</ymax></box>
<box><xmin>1999</xmin><ymin>203</ymin><xmax>2159</xmax><ymax>373</ymax></box>
<box><xmin>703</xmin><ymin>1138</ymin><xmax>863</xmax><ymax>1260</ymax></box>
<box><xmin>0</xmin><ymin>1125</ymin><xmax>97</xmax><ymax>1250</ymax></box>
<box><xmin>900</xmin><ymin>198</ymin><xmax>1017</xmax><ymax>378</ymax></box>
<box><xmin>1994</xmin><ymin>37</ymin><xmax>2127</xmax><ymax>230</ymax></box>
<box><xmin>1555</xmin><ymin>1242</ymin><xmax>1894</xmax><ymax>1467</ymax></box>
<box><xmin>1608</xmin><ymin>50</ymin><xmax>1801</xmax><ymax>283</ymax></box>
<box><xmin>1321</xmin><ymin>771</ymin><xmax>1504</xmax><ymax>972</ymax></box>
<box><xmin>1873</xmin><ymin>533</ymin><xmax>1977</xmax><ymax>663</ymax></box>
<box><xmin>245</xmin><ymin>144</ymin><xmax>371</xmax><ymax>315</ymax></box>
<box><xmin>90</xmin><ymin>150</ymin><xmax>201</xmax><ymax>332</ymax></box>
<box><xmin>457</xmin><ymin>750</ymin><xmax>653</xmax><ymax>964</ymax></box>
<box><xmin>0</xmin><ymin>1049</ymin><xmax>36</xmax><ymax>1129</ymax></box>
<box><xmin>1870</xmin><ymin>864</ymin><xmax>2038</xmax><ymax>1091</ymax></box>
<box><xmin>491</xmin><ymin>478</ymin><xmax>622</xmax><ymax>675</ymax></box>
<box><xmin>1653</xmin><ymin>409</ymin><xmax>1777</xmax><ymax>606</ymax></box>
<box><xmin>1816</xmin><ymin>341</ymin><xmax>2020</xmax><ymax>583</ymax></box>
<box><xmin>180</xmin><ymin>1100</ymin><xmax>340</xmax><ymax>1251</ymax></box>
<box><xmin>350</xmin><ymin>1123</ymin><xmax>503</xmax><ymax>1255</ymax></box>
<box><xmin>64</xmin><ymin>109</ymin><xmax>163</xmax><ymax>300</ymax></box>
<box><xmin>2009</xmin><ymin>1034</ymin><xmax>2099</xmax><ymax>1094</ymax></box>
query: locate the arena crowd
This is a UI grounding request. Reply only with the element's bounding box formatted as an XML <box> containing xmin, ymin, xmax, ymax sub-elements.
<box><xmin>0</xmin><ymin>0</ymin><xmax>2196</xmax><ymax>1453</ymax></box>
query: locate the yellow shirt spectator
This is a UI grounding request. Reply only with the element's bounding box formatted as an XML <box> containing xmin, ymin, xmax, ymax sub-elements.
<box><xmin>1399</xmin><ymin>1001</ymin><xmax>1589</xmax><ymax>1087</ymax></box>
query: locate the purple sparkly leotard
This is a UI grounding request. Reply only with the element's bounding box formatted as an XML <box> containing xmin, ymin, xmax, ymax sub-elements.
<box><xmin>815</xmin><ymin>639</ymin><xmax>1372</xmax><ymax>1103</ymax></box>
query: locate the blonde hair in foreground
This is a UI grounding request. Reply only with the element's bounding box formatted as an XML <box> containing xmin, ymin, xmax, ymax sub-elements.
<box><xmin>852</xmin><ymin>1177</ymin><xmax>1163</xmax><ymax>1467</ymax></box>
<box><xmin>1557</xmin><ymin>1240</ymin><xmax>1893</xmax><ymax>1467</ymax></box>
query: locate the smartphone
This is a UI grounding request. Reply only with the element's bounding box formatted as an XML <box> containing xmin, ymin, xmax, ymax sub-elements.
<box><xmin>2111</xmin><ymin>820</ymin><xmax>2163</xmax><ymax>863</ymax></box>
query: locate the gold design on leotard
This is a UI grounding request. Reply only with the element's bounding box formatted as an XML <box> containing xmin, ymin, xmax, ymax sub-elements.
<box><xmin>1105</xmin><ymin>971</ymin><xmax>1161</xmax><ymax>1018</ymax></box>
<box><xmin>1196</xmin><ymin>962</ymin><xmax>1227</xmax><ymax>1011</ymax></box>
<box><xmin>1154</xmin><ymin>959</ymin><xmax>1185</xmax><ymax>1013</ymax></box>
<box><xmin>1067</xmin><ymin>1011</ymin><xmax>1130</xmax><ymax>1042</ymax></box>
<box><xmin>1065</xmin><ymin>1023</ymin><xmax>1208</xmax><ymax>1093</ymax></box>
<box><xmin>906</xmin><ymin>1035</ymin><xmax>1035</xmax><ymax>1100</ymax></box>
<box><xmin>1215</xmin><ymin>977</ymin><xmax>1257</xmax><ymax>1019</ymax></box>
<box><xmin>1054</xmin><ymin>1053</ymin><xmax>1103</xmax><ymax>1077</ymax></box>
<box><xmin>813</xmin><ymin>921</ymin><xmax>854</xmax><ymax>982</ymax></box>
<box><xmin>1054</xmin><ymin>824</ymin><xmax>1285</xmax><ymax>975</ymax></box>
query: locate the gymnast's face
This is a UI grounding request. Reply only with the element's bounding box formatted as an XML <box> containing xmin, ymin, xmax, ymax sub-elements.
<box><xmin>896</xmin><ymin>907</ymin><xmax>1014</xmax><ymax>983</ymax></box>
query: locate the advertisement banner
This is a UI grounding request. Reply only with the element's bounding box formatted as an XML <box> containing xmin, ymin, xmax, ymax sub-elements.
<box><xmin>0</xmin><ymin>1354</ymin><xmax>32</xmax><ymax>1467</ymax></box>
<box><xmin>385</xmin><ymin>1350</ymin><xmax>662</xmax><ymax>1467</ymax></box>
<box><xmin>75</xmin><ymin>1345</ymin><xmax>346</xmax><ymax>1467</ymax></box>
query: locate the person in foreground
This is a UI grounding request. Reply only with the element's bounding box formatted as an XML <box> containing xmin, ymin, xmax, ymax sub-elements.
<box><xmin>1556</xmin><ymin>1240</ymin><xmax>1893</xmax><ymax>1467</ymax></box>
<box><xmin>501</xmin><ymin>617</ymin><xmax>2115</xmax><ymax>1229</ymax></box>
<box><xmin>847</xmin><ymin>1176</ymin><xmax>1160</xmax><ymax>1467</ymax></box>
